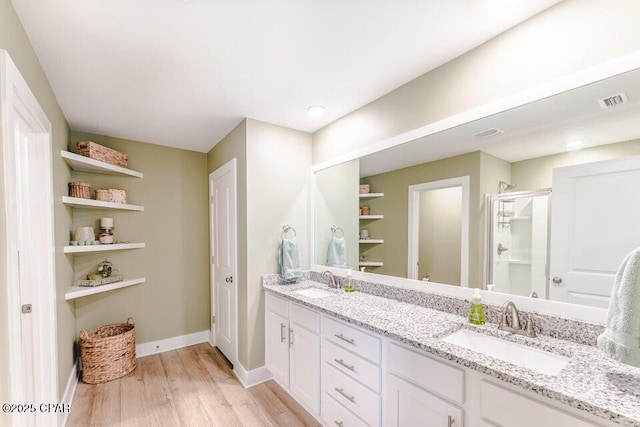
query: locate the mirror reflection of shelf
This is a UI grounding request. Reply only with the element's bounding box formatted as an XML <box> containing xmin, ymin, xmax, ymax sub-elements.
<box><xmin>359</xmin><ymin>261</ymin><xmax>383</xmax><ymax>267</ymax></box>
<box><xmin>509</xmin><ymin>216</ymin><xmax>531</xmax><ymax>221</ymax></box>
<box><xmin>508</xmin><ymin>259</ymin><xmax>531</xmax><ymax>265</ymax></box>
<box><xmin>359</xmin><ymin>215</ymin><xmax>384</xmax><ymax>220</ymax></box>
<box><xmin>65</xmin><ymin>277</ymin><xmax>146</xmax><ymax>301</ymax></box>
<box><xmin>359</xmin><ymin>193</ymin><xmax>384</xmax><ymax>198</ymax></box>
<box><xmin>359</xmin><ymin>239</ymin><xmax>384</xmax><ymax>244</ymax></box>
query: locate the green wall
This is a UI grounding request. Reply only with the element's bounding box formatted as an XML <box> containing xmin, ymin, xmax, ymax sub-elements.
<box><xmin>70</xmin><ymin>131</ymin><xmax>210</xmax><ymax>344</ymax></box>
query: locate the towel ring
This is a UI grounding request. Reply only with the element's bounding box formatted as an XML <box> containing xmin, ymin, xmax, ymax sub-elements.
<box><xmin>331</xmin><ymin>225</ymin><xmax>345</xmax><ymax>238</ymax></box>
<box><xmin>281</xmin><ymin>224</ymin><xmax>297</xmax><ymax>239</ymax></box>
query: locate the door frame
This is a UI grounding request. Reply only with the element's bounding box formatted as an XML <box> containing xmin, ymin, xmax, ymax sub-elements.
<box><xmin>209</xmin><ymin>158</ymin><xmax>238</xmax><ymax>365</ymax></box>
<box><xmin>407</xmin><ymin>176</ymin><xmax>470</xmax><ymax>286</ymax></box>
<box><xmin>1</xmin><ymin>50</ymin><xmax>58</xmax><ymax>411</ymax></box>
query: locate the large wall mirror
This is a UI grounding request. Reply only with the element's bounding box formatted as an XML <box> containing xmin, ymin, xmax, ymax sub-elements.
<box><xmin>314</xmin><ymin>66</ymin><xmax>640</xmax><ymax>309</ymax></box>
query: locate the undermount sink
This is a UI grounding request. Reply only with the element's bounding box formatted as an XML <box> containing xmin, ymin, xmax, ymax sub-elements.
<box><xmin>293</xmin><ymin>288</ymin><xmax>335</xmax><ymax>299</ymax></box>
<box><xmin>442</xmin><ymin>329</ymin><xmax>569</xmax><ymax>376</ymax></box>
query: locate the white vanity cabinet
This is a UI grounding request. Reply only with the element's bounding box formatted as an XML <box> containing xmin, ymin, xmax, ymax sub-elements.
<box><xmin>322</xmin><ymin>316</ymin><xmax>382</xmax><ymax>427</ymax></box>
<box><xmin>265</xmin><ymin>293</ymin><xmax>321</xmax><ymax>415</ymax></box>
<box><xmin>385</xmin><ymin>342</ymin><xmax>464</xmax><ymax>427</ymax></box>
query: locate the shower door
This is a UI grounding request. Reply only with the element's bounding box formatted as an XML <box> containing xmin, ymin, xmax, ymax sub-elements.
<box><xmin>486</xmin><ymin>189</ymin><xmax>551</xmax><ymax>297</ymax></box>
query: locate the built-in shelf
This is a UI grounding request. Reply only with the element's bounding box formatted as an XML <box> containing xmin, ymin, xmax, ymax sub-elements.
<box><xmin>63</xmin><ymin>243</ymin><xmax>145</xmax><ymax>254</ymax></box>
<box><xmin>359</xmin><ymin>215</ymin><xmax>384</xmax><ymax>220</ymax></box>
<box><xmin>359</xmin><ymin>193</ymin><xmax>384</xmax><ymax>198</ymax></box>
<box><xmin>509</xmin><ymin>216</ymin><xmax>531</xmax><ymax>221</ymax></box>
<box><xmin>65</xmin><ymin>277</ymin><xmax>146</xmax><ymax>301</ymax></box>
<box><xmin>508</xmin><ymin>259</ymin><xmax>531</xmax><ymax>265</ymax></box>
<box><xmin>62</xmin><ymin>196</ymin><xmax>144</xmax><ymax>211</ymax></box>
<box><xmin>359</xmin><ymin>261</ymin><xmax>383</xmax><ymax>267</ymax></box>
<box><xmin>359</xmin><ymin>239</ymin><xmax>384</xmax><ymax>244</ymax></box>
<box><xmin>61</xmin><ymin>150</ymin><xmax>143</xmax><ymax>178</ymax></box>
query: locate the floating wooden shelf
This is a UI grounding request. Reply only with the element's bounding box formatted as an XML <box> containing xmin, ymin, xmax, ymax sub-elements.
<box><xmin>65</xmin><ymin>277</ymin><xmax>146</xmax><ymax>301</ymax></box>
<box><xmin>359</xmin><ymin>215</ymin><xmax>384</xmax><ymax>220</ymax></box>
<box><xmin>358</xmin><ymin>261</ymin><xmax>383</xmax><ymax>267</ymax></box>
<box><xmin>61</xmin><ymin>150</ymin><xmax>143</xmax><ymax>178</ymax></box>
<box><xmin>63</xmin><ymin>243</ymin><xmax>145</xmax><ymax>254</ymax></box>
<box><xmin>359</xmin><ymin>193</ymin><xmax>384</xmax><ymax>198</ymax></box>
<box><xmin>359</xmin><ymin>239</ymin><xmax>384</xmax><ymax>244</ymax></box>
<box><xmin>62</xmin><ymin>196</ymin><xmax>144</xmax><ymax>211</ymax></box>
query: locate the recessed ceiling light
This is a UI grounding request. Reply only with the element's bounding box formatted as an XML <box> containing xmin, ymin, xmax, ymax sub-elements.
<box><xmin>566</xmin><ymin>140</ymin><xmax>584</xmax><ymax>150</ymax></box>
<box><xmin>306</xmin><ymin>105</ymin><xmax>326</xmax><ymax>117</ymax></box>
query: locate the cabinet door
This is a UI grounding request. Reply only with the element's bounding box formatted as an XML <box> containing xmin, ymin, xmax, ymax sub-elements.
<box><xmin>266</xmin><ymin>311</ymin><xmax>289</xmax><ymax>386</ymax></box>
<box><xmin>385</xmin><ymin>374</ymin><xmax>463</xmax><ymax>427</ymax></box>
<box><xmin>290</xmin><ymin>324</ymin><xmax>320</xmax><ymax>414</ymax></box>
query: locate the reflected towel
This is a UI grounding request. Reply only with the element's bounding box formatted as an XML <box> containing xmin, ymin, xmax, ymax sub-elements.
<box><xmin>278</xmin><ymin>237</ymin><xmax>302</xmax><ymax>282</ymax></box>
<box><xmin>327</xmin><ymin>236</ymin><xmax>347</xmax><ymax>268</ymax></box>
<box><xmin>597</xmin><ymin>247</ymin><xmax>640</xmax><ymax>367</ymax></box>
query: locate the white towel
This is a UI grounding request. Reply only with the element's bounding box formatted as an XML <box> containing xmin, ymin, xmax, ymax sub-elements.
<box><xmin>278</xmin><ymin>237</ymin><xmax>302</xmax><ymax>283</ymax></box>
<box><xmin>597</xmin><ymin>247</ymin><xmax>640</xmax><ymax>367</ymax></box>
<box><xmin>327</xmin><ymin>236</ymin><xmax>347</xmax><ymax>268</ymax></box>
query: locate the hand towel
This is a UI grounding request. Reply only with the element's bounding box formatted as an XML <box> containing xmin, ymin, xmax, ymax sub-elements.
<box><xmin>597</xmin><ymin>247</ymin><xmax>640</xmax><ymax>367</ymax></box>
<box><xmin>327</xmin><ymin>236</ymin><xmax>347</xmax><ymax>268</ymax></box>
<box><xmin>278</xmin><ymin>237</ymin><xmax>302</xmax><ymax>283</ymax></box>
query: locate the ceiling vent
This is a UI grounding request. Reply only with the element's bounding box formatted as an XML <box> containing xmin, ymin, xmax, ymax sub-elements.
<box><xmin>598</xmin><ymin>92</ymin><xmax>629</xmax><ymax>109</ymax></box>
<box><xmin>473</xmin><ymin>128</ymin><xmax>504</xmax><ymax>139</ymax></box>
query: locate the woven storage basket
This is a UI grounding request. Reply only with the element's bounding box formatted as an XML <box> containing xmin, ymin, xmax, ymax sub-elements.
<box><xmin>95</xmin><ymin>188</ymin><xmax>127</xmax><ymax>204</ymax></box>
<box><xmin>68</xmin><ymin>182</ymin><xmax>91</xmax><ymax>199</ymax></box>
<box><xmin>80</xmin><ymin>318</ymin><xmax>136</xmax><ymax>384</ymax></box>
<box><xmin>75</xmin><ymin>141</ymin><xmax>128</xmax><ymax>168</ymax></box>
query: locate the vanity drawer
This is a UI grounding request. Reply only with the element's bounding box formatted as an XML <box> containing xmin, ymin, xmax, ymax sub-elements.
<box><xmin>388</xmin><ymin>342</ymin><xmax>464</xmax><ymax>405</ymax></box>
<box><xmin>291</xmin><ymin>303</ymin><xmax>319</xmax><ymax>334</ymax></box>
<box><xmin>324</xmin><ymin>364</ymin><xmax>380</xmax><ymax>427</ymax></box>
<box><xmin>266</xmin><ymin>293</ymin><xmax>289</xmax><ymax>317</ymax></box>
<box><xmin>323</xmin><ymin>316</ymin><xmax>381</xmax><ymax>364</ymax></box>
<box><xmin>323</xmin><ymin>394</ymin><xmax>369</xmax><ymax>427</ymax></box>
<box><xmin>324</xmin><ymin>339</ymin><xmax>380</xmax><ymax>393</ymax></box>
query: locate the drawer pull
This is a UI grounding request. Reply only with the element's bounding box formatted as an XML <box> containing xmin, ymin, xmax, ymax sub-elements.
<box><xmin>334</xmin><ymin>387</ymin><xmax>355</xmax><ymax>403</ymax></box>
<box><xmin>289</xmin><ymin>328</ymin><xmax>293</xmax><ymax>347</ymax></box>
<box><xmin>334</xmin><ymin>333</ymin><xmax>355</xmax><ymax>345</ymax></box>
<box><xmin>448</xmin><ymin>415</ymin><xmax>455</xmax><ymax>427</ymax></box>
<box><xmin>334</xmin><ymin>358</ymin><xmax>355</xmax><ymax>372</ymax></box>
<box><xmin>280</xmin><ymin>323</ymin><xmax>285</xmax><ymax>343</ymax></box>
<box><xmin>334</xmin><ymin>422</ymin><xmax>344</xmax><ymax>427</ymax></box>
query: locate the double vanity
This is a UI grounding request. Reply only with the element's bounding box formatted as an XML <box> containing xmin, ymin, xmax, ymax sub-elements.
<box><xmin>263</xmin><ymin>273</ymin><xmax>640</xmax><ymax>427</ymax></box>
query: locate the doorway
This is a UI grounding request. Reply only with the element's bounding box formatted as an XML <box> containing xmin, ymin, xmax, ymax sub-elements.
<box><xmin>209</xmin><ymin>159</ymin><xmax>238</xmax><ymax>368</ymax></box>
<box><xmin>1</xmin><ymin>50</ymin><xmax>58</xmax><ymax>424</ymax></box>
<box><xmin>407</xmin><ymin>176</ymin><xmax>470</xmax><ymax>286</ymax></box>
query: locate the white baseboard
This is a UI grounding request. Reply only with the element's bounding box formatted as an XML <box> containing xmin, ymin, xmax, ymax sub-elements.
<box><xmin>59</xmin><ymin>360</ymin><xmax>79</xmax><ymax>427</ymax></box>
<box><xmin>136</xmin><ymin>329</ymin><xmax>211</xmax><ymax>358</ymax></box>
<box><xmin>234</xmin><ymin>362</ymin><xmax>272</xmax><ymax>389</ymax></box>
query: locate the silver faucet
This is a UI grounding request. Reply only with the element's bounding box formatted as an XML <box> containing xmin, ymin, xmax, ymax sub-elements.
<box><xmin>498</xmin><ymin>301</ymin><xmax>536</xmax><ymax>338</ymax></box>
<box><xmin>323</xmin><ymin>271</ymin><xmax>342</xmax><ymax>289</ymax></box>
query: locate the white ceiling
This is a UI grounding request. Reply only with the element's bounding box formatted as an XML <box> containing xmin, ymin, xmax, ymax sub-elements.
<box><xmin>359</xmin><ymin>68</ymin><xmax>640</xmax><ymax>177</ymax></box>
<box><xmin>12</xmin><ymin>0</ymin><xmax>561</xmax><ymax>152</ymax></box>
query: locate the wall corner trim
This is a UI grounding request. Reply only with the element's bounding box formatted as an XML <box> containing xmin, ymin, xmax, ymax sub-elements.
<box><xmin>234</xmin><ymin>363</ymin><xmax>272</xmax><ymax>389</ymax></box>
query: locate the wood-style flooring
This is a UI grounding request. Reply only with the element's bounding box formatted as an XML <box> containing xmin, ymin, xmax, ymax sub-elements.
<box><xmin>67</xmin><ymin>343</ymin><xmax>320</xmax><ymax>426</ymax></box>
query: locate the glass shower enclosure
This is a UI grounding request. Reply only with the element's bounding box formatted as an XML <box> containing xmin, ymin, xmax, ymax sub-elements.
<box><xmin>485</xmin><ymin>189</ymin><xmax>551</xmax><ymax>297</ymax></box>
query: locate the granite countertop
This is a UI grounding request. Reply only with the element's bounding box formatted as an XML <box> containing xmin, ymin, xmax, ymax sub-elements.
<box><xmin>263</xmin><ymin>280</ymin><xmax>640</xmax><ymax>427</ymax></box>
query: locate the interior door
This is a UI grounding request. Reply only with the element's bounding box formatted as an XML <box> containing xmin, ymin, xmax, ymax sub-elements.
<box><xmin>210</xmin><ymin>159</ymin><xmax>237</xmax><ymax>365</ymax></box>
<box><xmin>549</xmin><ymin>155</ymin><xmax>640</xmax><ymax>307</ymax></box>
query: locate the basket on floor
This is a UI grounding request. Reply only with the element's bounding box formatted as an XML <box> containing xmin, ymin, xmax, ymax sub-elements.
<box><xmin>80</xmin><ymin>317</ymin><xmax>136</xmax><ymax>384</ymax></box>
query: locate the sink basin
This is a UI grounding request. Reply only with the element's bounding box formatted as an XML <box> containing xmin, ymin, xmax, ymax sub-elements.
<box><xmin>442</xmin><ymin>329</ymin><xmax>569</xmax><ymax>376</ymax></box>
<box><xmin>293</xmin><ymin>288</ymin><xmax>335</xmax><ymax>299</ymax></box>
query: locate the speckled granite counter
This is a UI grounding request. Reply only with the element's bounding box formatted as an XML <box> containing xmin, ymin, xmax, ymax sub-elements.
<box><xmin>263</xmin><ymin>280</ymin><xmax>640</xmax><ymax>426</ymax></box>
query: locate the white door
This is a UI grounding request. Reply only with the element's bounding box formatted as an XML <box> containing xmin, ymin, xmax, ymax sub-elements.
<box><xmin>1</xmin><ymin>50</ymin><xmax>58</xmax><ymax>425</ymax></box>
<box><xmin>210</xmin><ymin>159</ymin><xmax>237</xmax><ymax>366</ymax></box>
<box><xmin>549</xmin><ymin>155</ymin><xmax>640</xmax><ymax>308</ymax></box>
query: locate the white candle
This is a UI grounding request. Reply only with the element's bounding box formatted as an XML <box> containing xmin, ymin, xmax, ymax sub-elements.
<box><xmin>100</xmin><ymin>217</ymin><xmax>113</xmax><ymax>228</ymax></box>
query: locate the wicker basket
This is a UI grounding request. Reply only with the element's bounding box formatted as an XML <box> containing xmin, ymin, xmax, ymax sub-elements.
<box><xmin>95</xmin><ymin>188</ymin><xmax>127</xmax><ymax>204</ymax></box>
<box><xmin>68</xmin><ymin>182</ymin><xmax>91</xmax><ymax>199</ymax></box>
<box><xmin>80</xmin><ymin>318</ymin><xmax>136</xmax><ymax>384</ymax></box>
<box><xmin>75</xmin><ymin>141</ymin><xmax>128</xmax><ymax>168</ymax></box>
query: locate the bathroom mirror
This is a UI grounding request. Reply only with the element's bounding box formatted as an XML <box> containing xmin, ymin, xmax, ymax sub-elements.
<box><xmin>313</xmin><ymin>66</ymin><xmax>640</xmax><ymax>309</ymax></box>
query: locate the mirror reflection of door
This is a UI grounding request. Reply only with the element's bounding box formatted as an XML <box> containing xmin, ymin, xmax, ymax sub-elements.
<box><xmin>408</xmin><ymin>176</ymin><xmax>469</xmax><ymax>286</ymax></box>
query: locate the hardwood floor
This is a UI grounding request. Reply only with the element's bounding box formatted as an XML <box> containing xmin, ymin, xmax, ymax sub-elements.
<box><xmin>67</xmin><ymin>343</ymin><xmax>320</xmax><ymax>426</ymax></box>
